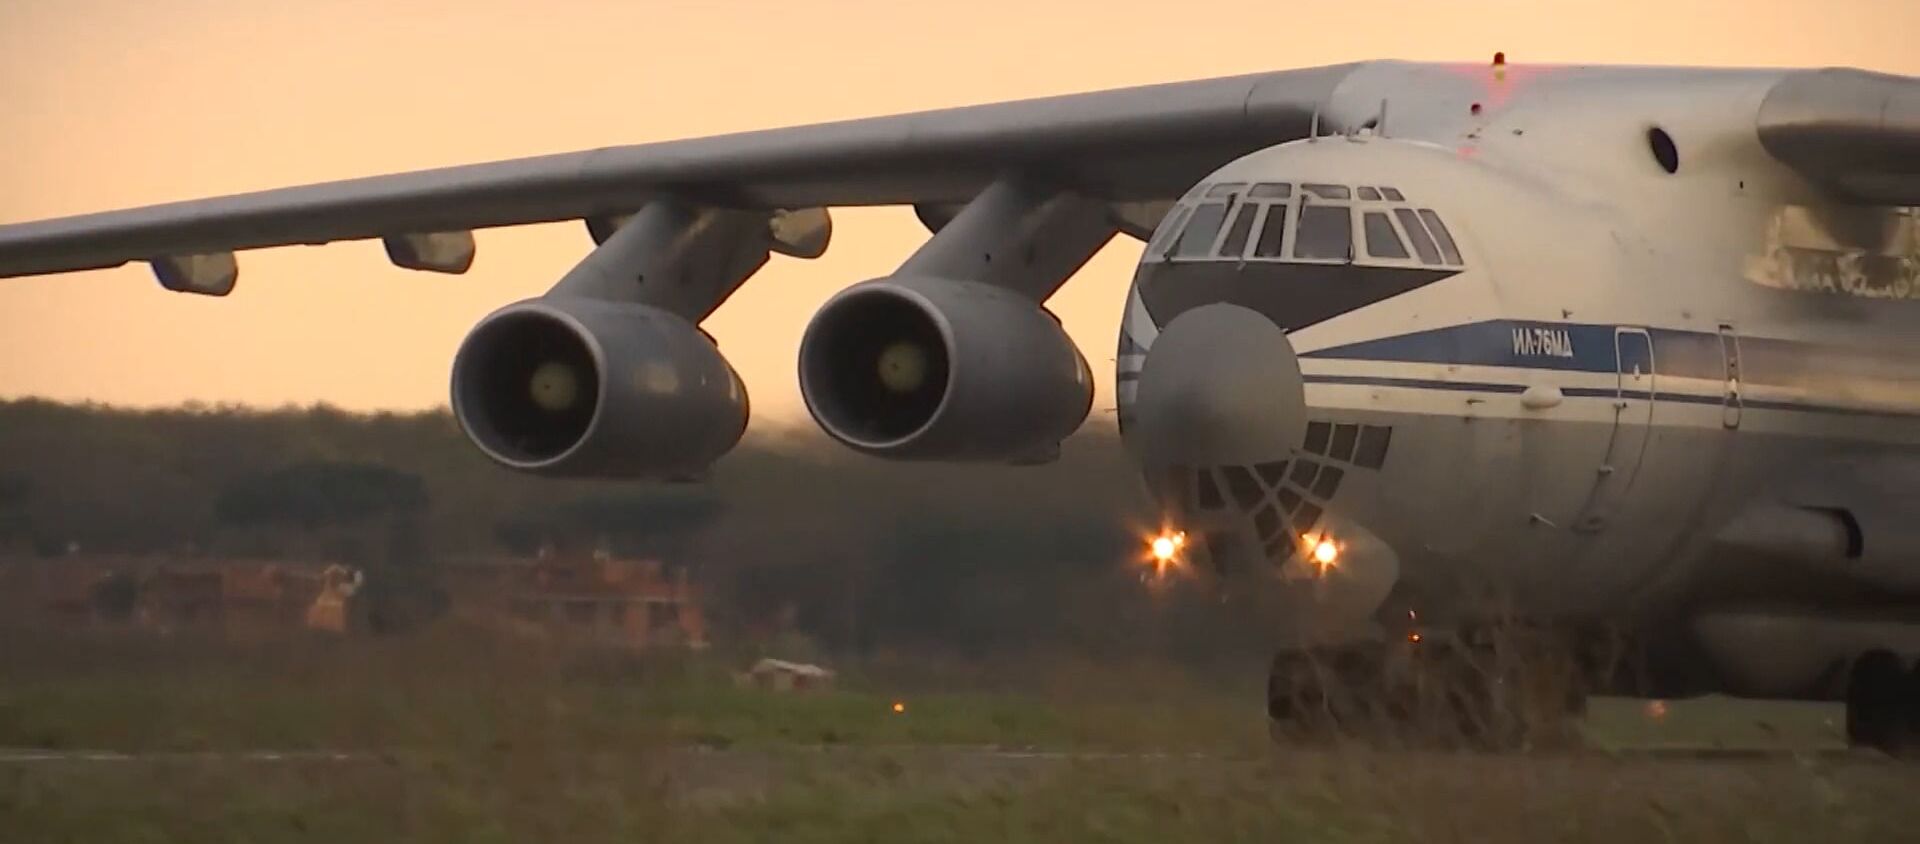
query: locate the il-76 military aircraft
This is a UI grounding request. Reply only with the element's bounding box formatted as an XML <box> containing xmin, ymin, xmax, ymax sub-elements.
<box><xmin>5</xmin><ymin>58</ymin><xmax>1920</xmax><ymax>751</ymax></box>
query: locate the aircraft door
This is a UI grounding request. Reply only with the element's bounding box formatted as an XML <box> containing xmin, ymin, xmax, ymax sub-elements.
<box><xmin>1574</xmin><ymin>328</ymin><xmax>1655</xmax><ymax>532</ymax></box>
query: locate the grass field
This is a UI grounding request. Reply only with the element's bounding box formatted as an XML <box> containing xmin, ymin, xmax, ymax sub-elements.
<box><xmin>0</xmin><ymin>625</ymin><xmax>1263</xmax><ymax>754</ymax></box>
<box><xmin>2</xmin><ymin>626</ymin><xmax>1913</xmax><ymax>842</ymax></box>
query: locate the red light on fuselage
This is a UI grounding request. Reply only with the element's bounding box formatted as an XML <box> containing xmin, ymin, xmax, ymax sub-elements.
<box><xmin>1493</xmin><ymin>51</ymin><xmax>1506</xmax><ymax>67</ymax></box>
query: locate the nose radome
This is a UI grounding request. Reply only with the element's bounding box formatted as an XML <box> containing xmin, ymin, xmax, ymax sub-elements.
<box><xmin>1132</xmin><ymin>303</ymin><xmax>1306</xmax><ymax>468</ymax></box>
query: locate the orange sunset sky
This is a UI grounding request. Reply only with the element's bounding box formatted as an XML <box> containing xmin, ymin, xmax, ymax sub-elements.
<box><xmin>4</xmin><ymin>0</ymin><xmax>1918</xmax><ymax>428</ymax></box>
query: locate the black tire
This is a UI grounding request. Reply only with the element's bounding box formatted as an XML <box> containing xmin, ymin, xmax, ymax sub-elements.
<box><xmin>1421</xmin><ymin>635</ymin><xmax>1583</xmax><ymax>753</ymax></box>
<box><xmin>1268</xmin><ymin>650</ymin><xmax>1337</xmax><ymax>744</ymax></box>
<box><xmin>1846</xmin><ymin>651</ymin><xmax>1908</xmax><ymax>755</ymax></box>
<box><xmin>1268</xmin><ymin>645</ymin><xmax>1386</xmax><ymax>745</ymax></box>
<box><xmin>1268</xmin><ymin>636</ymin><xmax>1584</xmax><ymax>753</ymax></box>
<box><xmin>1908</xmin><ymin>663</ymin><xmax>1920</xmax><ymax>746</ymax></box>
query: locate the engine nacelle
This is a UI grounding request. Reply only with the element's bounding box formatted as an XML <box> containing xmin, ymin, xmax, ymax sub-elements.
<box><xmin>798</xmin><ymin>276</ymin><xmax>1093</xmax><ymax>461</ymax></box>
<box><xmin>451</xmin><ymin>296</ymin><xmax>748</xmax><ymax>478</ymax></box>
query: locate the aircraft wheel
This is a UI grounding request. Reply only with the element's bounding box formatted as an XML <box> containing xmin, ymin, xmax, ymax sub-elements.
<box><xmin>1845</xmin><ymin>650</ymin><xmax>1910</xmax><ymax>755</ymax></box>
<box><xmin>1267</xmin><ymin>649</ymin><xmax>1336</xmax><ymax>744</ymax></box>
<box><xmin>1908</xmin><ymin>663</ymin><xmax>1920</xmax><ymax>752</ymax></box>
<box><xmin>1266</xmin><ymin>637</ymin><xmax>1583</xmax><ymax>752</ymax></box>
<box><xmin>1417</xmin><ymin>634</ymin><xmax>1585</xmax><ymax>752</ymax></box>
<box><xmin>1266</xmin><ymin>645</ymin><xmax>1382</xmax><ymax>745</ymax></box>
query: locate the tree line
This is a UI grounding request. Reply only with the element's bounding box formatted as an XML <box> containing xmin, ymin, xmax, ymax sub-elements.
<box><xmin>0</xmin><ymin>400</ymin><xmax>1276</xmax><ymax>664</ymax></box>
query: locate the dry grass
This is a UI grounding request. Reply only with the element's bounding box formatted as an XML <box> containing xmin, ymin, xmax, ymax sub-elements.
<box><xmin>1</xmin><ymin>625</ymin><xmax>1912</xmax><ymax>843</ymax></box>
<box><xmin>0</xmin><ymin>624</ymin><xmax>1262</xmax><ymax>754</ymax></box>
<box><xmin>7</xmin><ymin>746</ymin><xmax>1918</xmax><ymax>843</ymax></box>
<box><xmin>681</xmin><ymin>749</ymin><xmax>1920</xmax><ymax>844</ymax></box>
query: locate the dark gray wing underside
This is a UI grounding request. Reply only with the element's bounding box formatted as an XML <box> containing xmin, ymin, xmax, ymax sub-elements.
<box><xmin>0</xmin><ymin>65</ymin><xmax>1362</xmax><ymax>279</ymax></box>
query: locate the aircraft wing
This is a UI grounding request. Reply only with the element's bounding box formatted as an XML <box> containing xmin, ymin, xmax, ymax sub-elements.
<box><xmin>1759</xmin><ymin>67</ymin><xmax>1920</xmax><ymax>206</ymax></box>
<box><xmin>0</xmin><ymin>64</ymin><xmax>1361</xmax><ymax>280</ymax></box>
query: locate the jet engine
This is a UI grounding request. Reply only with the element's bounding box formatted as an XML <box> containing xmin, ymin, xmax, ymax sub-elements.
<box><xmin>798</xmin><ymin>275</ymin><xmax>1093</xmax><ymax>461</ymax></box>
<box><xmin>451</xmin><ymin>296</ymin><xmax>748</xmax><ymax>478</ymax></box>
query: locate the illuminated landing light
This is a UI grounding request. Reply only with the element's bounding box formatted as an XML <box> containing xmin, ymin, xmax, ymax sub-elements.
<box><xmin>1298</xmin><ymin>533</ymin><xmax>1342</xmax><ymax>577</ymax></box>
<box><xmin>1151</xmin><ymin>536</ymin><xmax>1177</xmax><ymax>561</ymax></box>
<box><xmin>1144</xmin><ymin>537</ymin><xmax>1175</xmax><ymax>563</ymax></box>
<box><xmin>1312</xmin><ymin>537</ymin><xmax>1340</xmax><ymax>568</ymax></box>
<box><xmin>1645</xmin><ymin>699</ymin><xmax>1668</xmax><ymax>721</ymax></box>
<box><xmin>892</xmin><ymin>701</ymin><xmax>907</xmax><ymax>715</ymax></box>
<box><xmin>1144</xmin><ymin>530</ymin><xmax>1186</xmax><ymax>578</ymax></box>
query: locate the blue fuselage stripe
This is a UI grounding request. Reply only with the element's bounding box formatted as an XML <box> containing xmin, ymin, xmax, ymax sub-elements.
<box><xmin>1304</xmin><ymin>374</ymin><xmax>1527</xmax><ymax>394</ymax></box>
<box><xmin>1303</xmin><ymin>319</ymin><xmax>1916</xmax><ymax>391</ymax></box>
<box><xmin>1296</xmin><ymin>319</ymin><xmax>1920</xmax><ymax>420</ymax></box>
<box><xmin>1303</xmin><ymin>373</ymin><xmax>1920</xmax><ymax>419</ymax></box>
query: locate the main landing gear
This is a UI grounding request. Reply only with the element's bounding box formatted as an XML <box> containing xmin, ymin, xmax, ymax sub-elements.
<box><xmin>1267</xmin><ymin>630</ymin><xmax>1589</xmax><ymax>751</ymax></box>
<box><xmin>1845</xmin><ymin>650</ymin><xmax>1920</xmax><ymax>757</ymax></box>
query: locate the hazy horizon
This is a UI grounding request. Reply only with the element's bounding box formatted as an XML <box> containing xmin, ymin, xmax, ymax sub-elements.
<box><xmin>5</xmin><ymin>0</ymin><xmax>1919</xmax><ymax>428</ymax></box>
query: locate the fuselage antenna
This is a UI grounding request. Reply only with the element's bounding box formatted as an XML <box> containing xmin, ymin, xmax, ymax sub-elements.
<box><xmin>1308</xmin><ymin>108</ymin><xmax>1321</xmax><ymax>143</ymax></box>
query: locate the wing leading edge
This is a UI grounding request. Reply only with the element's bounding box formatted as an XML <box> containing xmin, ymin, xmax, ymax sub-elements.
<box><xmin>0</xmin><ymin>64</ymin><xmax>1363</xmax><ymax>280</ymax></box>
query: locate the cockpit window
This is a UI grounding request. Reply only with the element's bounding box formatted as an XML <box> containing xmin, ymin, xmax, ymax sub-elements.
<box><xmin>1252</xmin><ymin>205</ymin><xmax>1288</xmax><ymax>258</ymax></box>
<box><xmin>1145</xmin><ymin>204</ymin><xmax>1192</xmax><ymax>260</ymax></box>
<box><xmin>1172</xmin><ymin>202</ymin><xmax>1229</xmax><ymax>259</ymax></box>
<box><xmin>1417</xmin><ymin>209</ymin><xmax>1464</xmax><ymax>265</ymax></box>
<box><xmin>1363</xmin><ymin>212</ymin><xmax>1409</xmax><ymax>260</ymax></box>
<box><xmin>1294</xmin><ymin>205</ymin><xmax>1352</xmax><ymax>261</ymax></box>
<box><xmin>1146</xmin><ymin>182</ymin><xmax>1460</xmax><ymax>268</ymax></box>
<box><xmin>1218</xmin><ymin>202</ymin><xmax>1259</xmax><ymax>257</ymax></box>
<box><xmin>1393</xmin><ymin>208</ymin><xmax>1443</xmax><ymax>264</ymax></box>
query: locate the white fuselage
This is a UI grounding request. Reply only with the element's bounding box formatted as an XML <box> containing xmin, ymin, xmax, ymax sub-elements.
<box><xmin>1116</xmin><ymin>64</ymin><xmax>1920</xmax><ymax>656</ymax></box>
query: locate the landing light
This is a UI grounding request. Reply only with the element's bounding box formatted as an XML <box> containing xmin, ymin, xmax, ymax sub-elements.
<box><xmin>1151</xmin><ymin>536</ymin><xmax>1177</xmax><ymax>561</ymax></box>
<box><xmin>1144</xmin><ymin>530</ymin><xmax>1186</xmax><ymax>578</ymax></box>
<box><xmin>1312</xmin><ymin>537</ymin><xmax>1340</xmax><ymax>568</ymax></box>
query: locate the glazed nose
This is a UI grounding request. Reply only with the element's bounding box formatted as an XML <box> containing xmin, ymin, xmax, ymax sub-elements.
<box><xmin>1131</xmin><ymin>303</ymin><xmax>1306</xmax><ymax>469</ymax></box>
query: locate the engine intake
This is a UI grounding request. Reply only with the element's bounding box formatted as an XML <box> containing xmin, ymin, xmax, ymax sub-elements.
<box><xmin>452</xmin><ymin>296</ymin><xmax>747</xmax><ymax>477</ymax></box>
<box><xmin>799</xmin><ymin>276</ymin><xmax>1092</xmax><ymax>461</ymax></box>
